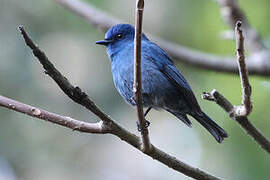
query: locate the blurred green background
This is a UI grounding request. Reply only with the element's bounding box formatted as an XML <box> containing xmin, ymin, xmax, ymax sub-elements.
<box><xmin>0</xmin><ymin>0</ymin><xmax>270</xmax><ymax>179</ymax></box>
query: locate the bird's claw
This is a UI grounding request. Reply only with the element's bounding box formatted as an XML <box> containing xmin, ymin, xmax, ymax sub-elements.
<box><xmin>136</xmin><ymin>120</ymin><xmax>150</xmax><ymax>132</ymax></box>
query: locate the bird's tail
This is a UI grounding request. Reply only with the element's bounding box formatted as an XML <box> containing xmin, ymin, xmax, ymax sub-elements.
<box><xmin>191</xmin><ymin>112</ymin><xmax>228</xmax><ymax>143</ymax></box>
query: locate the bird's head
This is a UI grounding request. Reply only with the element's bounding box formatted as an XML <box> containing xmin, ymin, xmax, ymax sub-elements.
<box><xmin>96</xmin><ymin>24</ymin><xmax>147</xmax><ymax>57</ymax></box>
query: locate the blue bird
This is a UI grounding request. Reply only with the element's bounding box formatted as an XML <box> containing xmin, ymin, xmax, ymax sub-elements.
<box><xmin>96</xmin><ymin>24</ymin><xmax>228</xmax><ymax>143</ymax></box>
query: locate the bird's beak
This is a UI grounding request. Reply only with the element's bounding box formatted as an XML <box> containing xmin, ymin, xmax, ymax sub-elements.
<box><xmin>95</xmin><ymin>39</ymin><xmax>113</xmax><ymax>46</ymax></box>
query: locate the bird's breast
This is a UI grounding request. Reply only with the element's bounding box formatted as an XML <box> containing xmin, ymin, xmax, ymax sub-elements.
<box><xmin>111</xmin><ymin>59</ymin><xmax>135</xmax><ymax>105</ymax></box>
<box><xmin>111</xmin><ymin>57</ymin><xmax>181</xmax><ymax>109</ymax></box>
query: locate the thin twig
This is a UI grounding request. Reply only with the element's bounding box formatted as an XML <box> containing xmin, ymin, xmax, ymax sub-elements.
<box><xmin>54</xmin><ymin>0</ymin><xmax>270</xmax><ymax>76</ymax></box>
<box><xmin>217</xmin><ymin>0</ymin><xmax>265</xmax><ymax>52</ymax></box>
<box><xmin>202</xmin><ymin>90</ymin><xmax>270</xmax><ymax>154</ymax></box>
<box><xmin>16</xmin><ymin>25</ymin><xmax>222</xmax><ymax>180</ymax></box>
<box><xmin>202</xmin><ymin>89</ymin><xmax>234</xmax><ymax>117</ymax></box>
<box><xmin>133</xmin><ymin>0</ymin><xmax>151</xmax><ymax>152</ymax></box>
<box><xmin>235</xmin><ymin>21</ymin><xmax>252</xmax><ymax>116</ymax></box>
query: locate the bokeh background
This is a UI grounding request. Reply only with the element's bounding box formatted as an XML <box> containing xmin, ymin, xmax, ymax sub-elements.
<box><xmin>0</xmin><ymin>0</ymin><xmax>270</xmax><ymax>179</ymax></box>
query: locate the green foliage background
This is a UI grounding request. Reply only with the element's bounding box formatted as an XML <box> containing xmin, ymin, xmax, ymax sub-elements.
<box><xmin>0</xmin><ymin>0</ymin><xmax>269</xmax><ymax>179</ymax></box>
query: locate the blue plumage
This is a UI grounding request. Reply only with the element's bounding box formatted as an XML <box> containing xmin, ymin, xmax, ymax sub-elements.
<box><xmin>96</xmin><ymin>24</ymin><xmax>228</xmax><ymax>143</ymax></box>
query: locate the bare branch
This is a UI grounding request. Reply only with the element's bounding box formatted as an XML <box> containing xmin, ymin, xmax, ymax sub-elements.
<box><xmin>16</xmin><ymin>25</ymin><xmax>222</xmax><ymax>180</ymax></box>
<box><xmin>0</xmin><ymin>94</ymin><xmax>222</xmax><ymax>180</ymax></box>
<box><xmin>0</xmin><ymin>95</ymin><xmax>106</xmax><ymax>133</ymax></box>
<box><xmin>54</xmin><ymin>0</ymin><xmax>270</xmax><ymax>76</ymax></box>
<box><xmin>235</xmin><ymin>116</ymin><xmax>270</xmax><ymax>154</ymax></box>
<box><xmin>217</xmin><ymin>0</ymin><xmax>265</xmax><ymax>52</ymax></box>
<box><xmin>18</xmin><ymin>25</ymin><xmax>112</xmax><ymax>124</ymax></box>
<box><xmin>202</xmin><ymin>22</ymin><xmax>269</xmax><ymax>155</ymax></box>
<box><xmin>133</xmin><ymin>0</ymin><xmax>151</xmax><ymax>152</ymax></box>
<box><xmin>202</xmin><ymin>90</ymin><xmax>270</xmax><ymax>154</ymax></box>
<box><xmin>235</xmin><ymin>21</ymin><xmax>252</xmax><ymax>116</ymax></box>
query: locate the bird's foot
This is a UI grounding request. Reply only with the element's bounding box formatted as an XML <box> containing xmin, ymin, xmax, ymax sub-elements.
<box><xmin>136</xmin><ymin>120</ymin><xmax>150</xmax><ymax>132</ymax></box>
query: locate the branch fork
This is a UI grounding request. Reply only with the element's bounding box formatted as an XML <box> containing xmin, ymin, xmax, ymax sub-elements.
<box><xmin>203</xmin><ymin>21</ymin><xmax>252</xmax><ymax>117</ymax></box>
<box><xmin>202</xmin><ymin>22</ymin><xmax>270</xmax><ymax>154</ymax></box>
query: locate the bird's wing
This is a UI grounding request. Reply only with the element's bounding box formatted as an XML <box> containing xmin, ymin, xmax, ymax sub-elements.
<box><xmin>143</xmin><ymin>41</ymin><xmax>202</xmax><ymax>113</ymax></box>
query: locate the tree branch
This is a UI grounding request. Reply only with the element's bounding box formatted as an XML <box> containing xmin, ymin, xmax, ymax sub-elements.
<box><xmin>54</xmin><ymin>0</ymin><xmax>270</xmax><ymax>76</ymax></box>
<box><xmin>0</xmin><ymin>95</ymin><xmax>106</xmax><ymax>133</ymax></box>
<box><xmin>235</xmin><ymin>21</ymin><xmax>252</xmax><ymax>116</ymax></box>
<box><xmin>0</xmin><ymin>94</ymin><xmax>222</xmax><ymax>180</ymax></box>
<box><xmin>18</xmin><ymin>25</ymin><xmax>112</xmax><ymax>124</ymax></box>
<box><xmin>202</xmin><ymin>22</ymin><xmax>270</xmax><ymax>155</ymax></box>
<box><xmin>133</xmin><ymin>0</ymin><xmax>151</xmax><ymax>152</ymax></box>
<box><xmin>14</xmin><ymin>25</ymin><xmax>222</xmax><ymax>180</ymax></box>
<box><xmin>202</xmin><ymin>90</ymin><xmax>270</xmax><ymax>154</ymax></box>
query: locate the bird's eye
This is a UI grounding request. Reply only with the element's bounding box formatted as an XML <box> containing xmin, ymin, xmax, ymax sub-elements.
<box><xmin>116</xmin><ymin>33</ymin><xmax>123</xmax><ymax>39</ymax></box>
